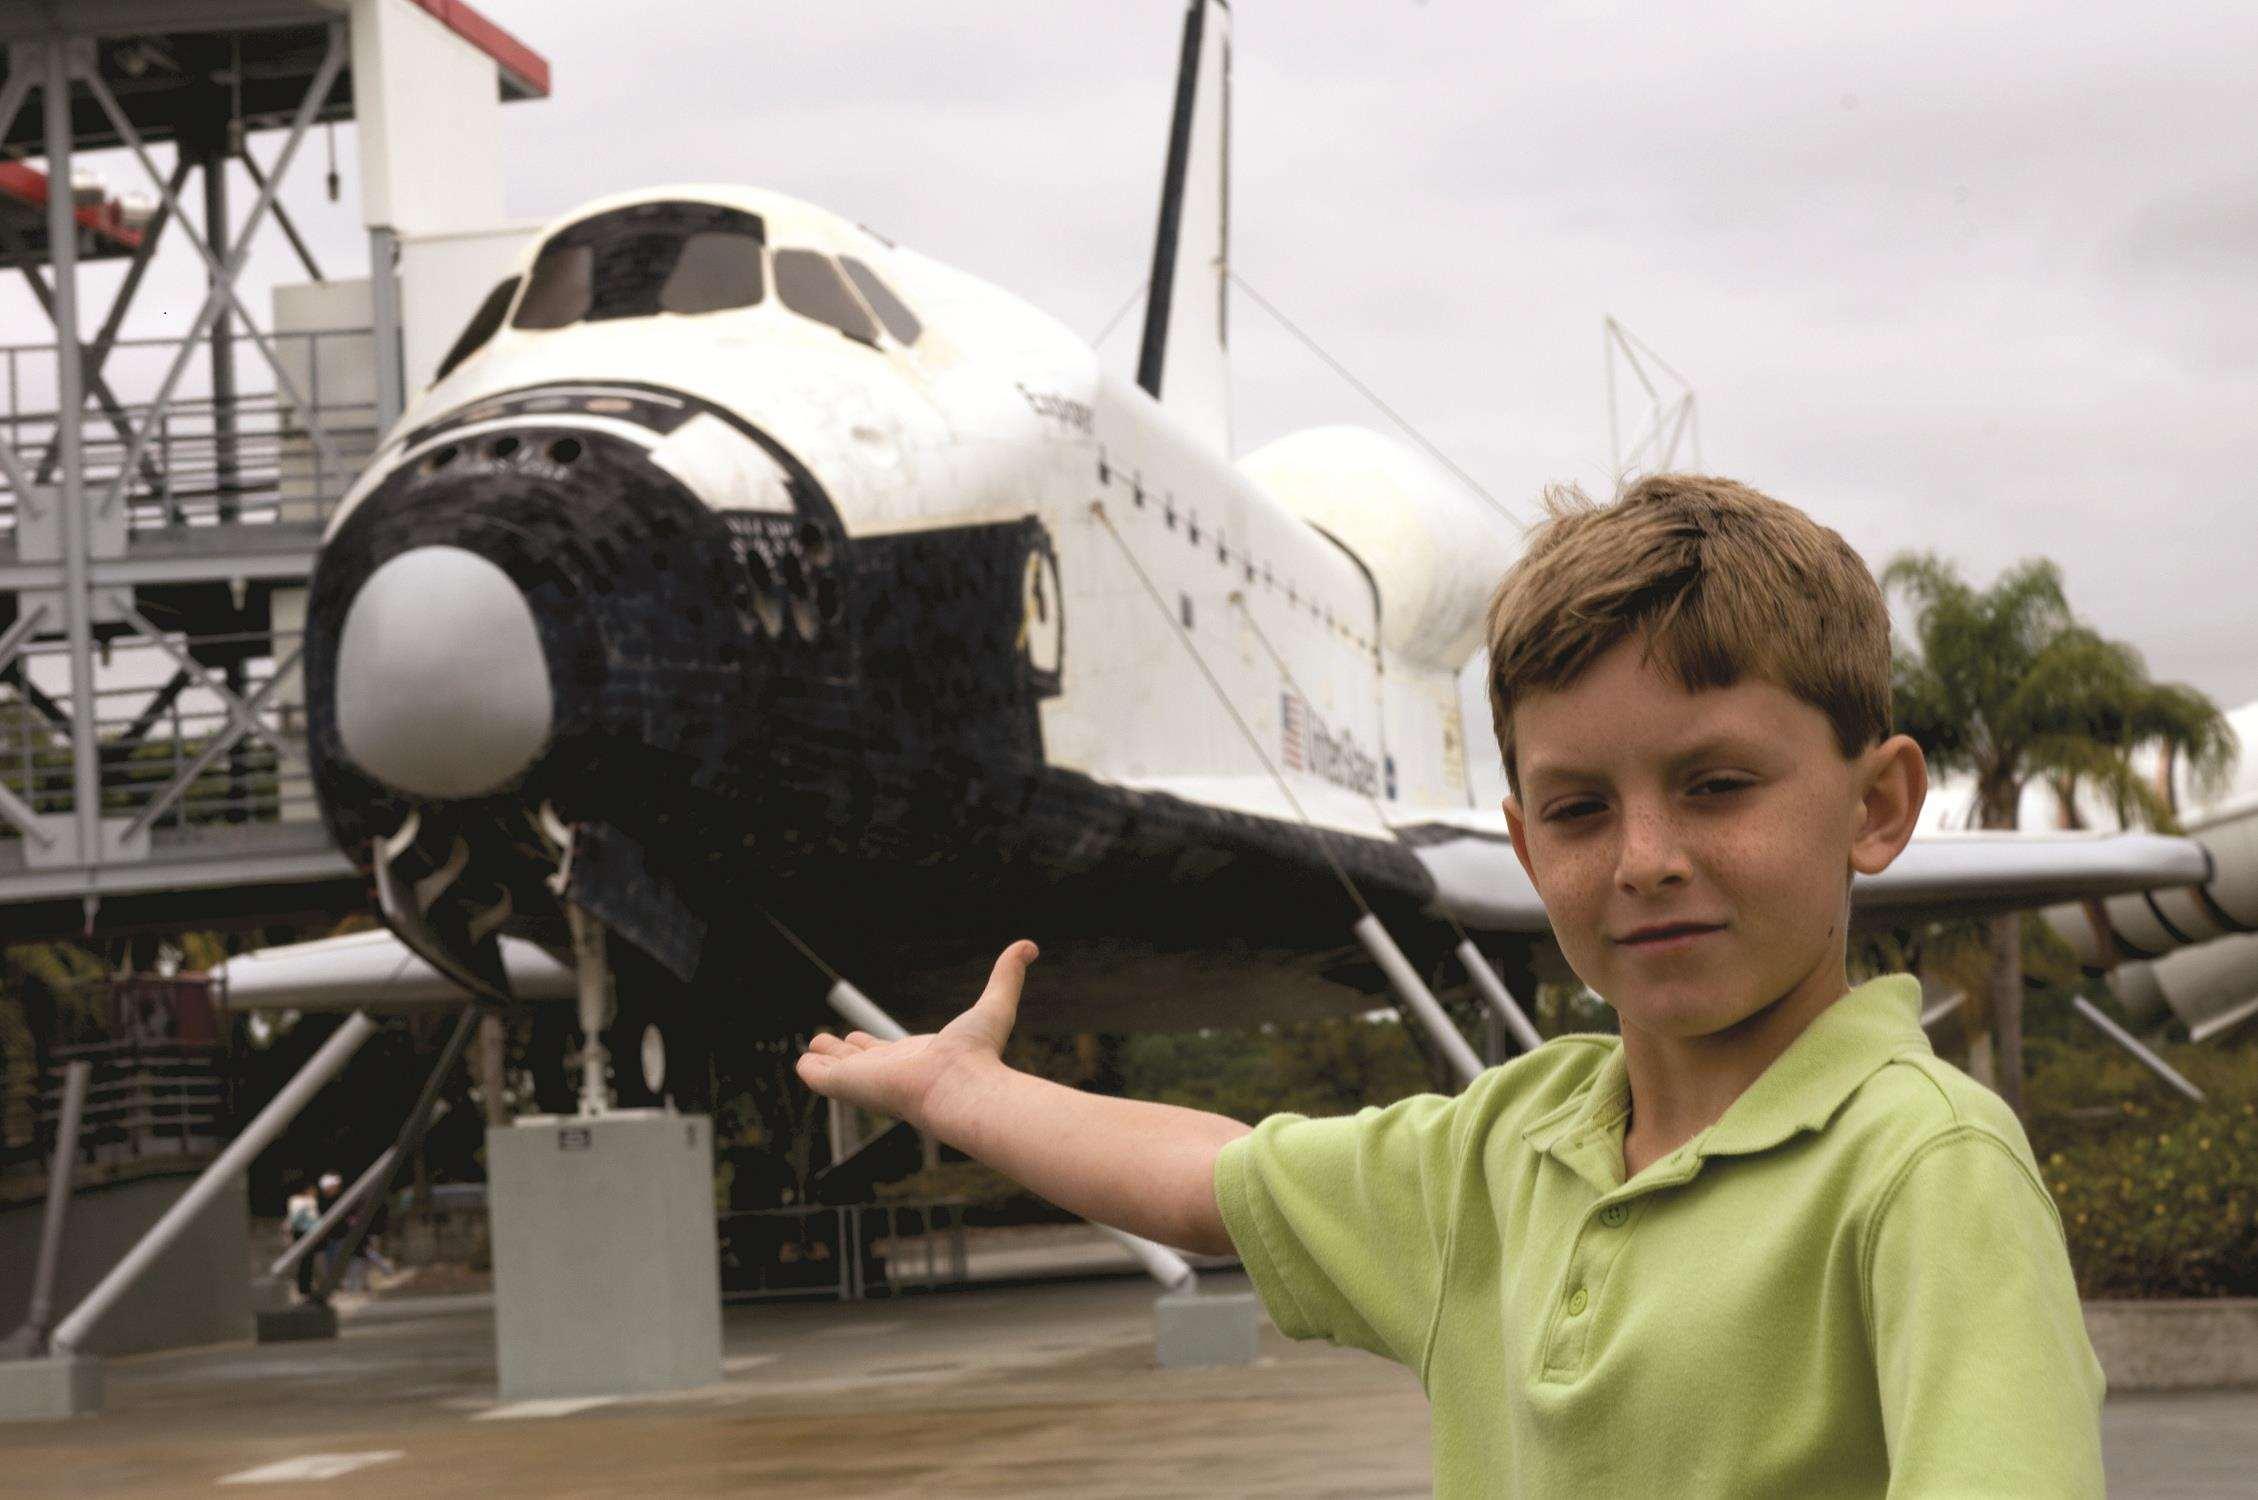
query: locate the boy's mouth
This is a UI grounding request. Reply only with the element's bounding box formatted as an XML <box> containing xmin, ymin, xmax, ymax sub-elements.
<box><xmin>1613</xmin><ymin>921</ymin><xmax>1728</xmax><ymax>950</ymax></box>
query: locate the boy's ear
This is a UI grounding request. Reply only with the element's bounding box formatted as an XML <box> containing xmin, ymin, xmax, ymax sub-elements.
<box><xmin>1503</xmin><ymin>794</ymin><xmax>1538</xmax><ymax>884</ymax></box>
<box><xmin>1849</xmin><ymin>733</ymin><xmax>1928</xmax><ymax>877</ymax></box>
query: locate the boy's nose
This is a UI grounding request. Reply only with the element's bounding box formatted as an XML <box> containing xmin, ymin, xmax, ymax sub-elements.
<box><xmin>1614</xmin><ymin>808</ymin><xmax>1692</xmax><ymax>893</ymax></box>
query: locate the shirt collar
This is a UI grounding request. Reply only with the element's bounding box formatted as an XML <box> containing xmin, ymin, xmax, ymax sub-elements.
<box><xmin>1698</xmin><ymin>972</ymin><xmax>1929</xmax><ymax>1156</ymax></box>
<box><xmin>1521</xmin><ymin>973</ymin><xmax>1930</xmax><ymax>1191</ymax></box>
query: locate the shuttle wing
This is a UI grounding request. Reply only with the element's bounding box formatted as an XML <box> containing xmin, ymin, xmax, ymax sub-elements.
<box><xmin>1848</xmin><ymin>829</ymin><xmax>2214</xmax><ymax>926</ymax></box>
<box><xmin>1394</xmin><ymin>812</ymin><xmax>2214</xmax><ymax>935</ymax></box>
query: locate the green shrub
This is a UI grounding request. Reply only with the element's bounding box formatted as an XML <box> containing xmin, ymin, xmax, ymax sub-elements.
<box><xmin>2026</xmin><ymin>1042</ymin><xmax>2258</xmax><ymax>1298</ymax></box>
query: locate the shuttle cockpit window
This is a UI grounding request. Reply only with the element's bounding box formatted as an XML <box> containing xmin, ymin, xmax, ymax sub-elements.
<box><xmin>434</xmin><ymin>275</ymin><xmax>521</xmax><ymax>382</ymax></box>
<box><xmin>772</xmin><ymin>249</ymin><xmax>881</xmax><ymax>346</ymax></box>
<box><xmin>511</xmin><ymin>202</ymin><xmax>768</xmax><ymax>331</ymax></box>
<box><xmin>839</xmin><ymin>257</ymin><xmax>922</xmax><ymax>346</ymax></box>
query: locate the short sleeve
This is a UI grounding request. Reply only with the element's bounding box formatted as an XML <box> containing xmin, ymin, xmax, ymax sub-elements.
<box><xmin>1214</xmin><ymin>1090</ymin><xmax>1463</xmax><ymax>1371</ymax></box>
<box><xmin>1863</xmin><ymin>1127</ymin><xmax>2106</xmax><ymax>1499</ymax></box>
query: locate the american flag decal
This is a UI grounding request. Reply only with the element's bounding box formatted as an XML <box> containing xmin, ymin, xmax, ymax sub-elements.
<box><xmin>1278</xmin><ymin>688</ymin><xmax>1380</xmax><ymax>796</ymax></box>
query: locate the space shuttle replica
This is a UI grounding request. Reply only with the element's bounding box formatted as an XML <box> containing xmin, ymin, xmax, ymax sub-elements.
<box><xmin>239</xmin><ymin>1</ymin><xmax>2228</xmax><ymax>1105</ymax></box>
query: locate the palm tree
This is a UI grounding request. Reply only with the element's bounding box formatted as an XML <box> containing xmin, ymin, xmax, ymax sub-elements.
<box><xmin>1883</xmin><ymin>553</ymin><xmax>2237</xmax><ymax>1115</ymax></box>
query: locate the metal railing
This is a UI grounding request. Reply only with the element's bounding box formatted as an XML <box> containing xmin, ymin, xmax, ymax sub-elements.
<box><xmin>0</xmin><ymin>325</ymin><xmax>380</xmax><ymax>537</ymax></box>
<box><xmin>25</xmin><ymin>1039</ymin><xmax>228</xmax><ymax>1171</ymax></box>
<box><xmin>718</xmin><ymin>1199</ymin><xmax>975</xmax><ymax>1303</ymax></box>
<box><xmin>0</xmin><ymin>626</ymin><xmax>314</xmax><ymax>840</ymax></box>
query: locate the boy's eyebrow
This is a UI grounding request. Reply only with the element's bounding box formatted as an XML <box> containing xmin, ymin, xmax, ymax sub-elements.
<box><xmin>1522</xmin><ymin>732</ymin><xmax>1771</xmax><ymax>789</ymax></box>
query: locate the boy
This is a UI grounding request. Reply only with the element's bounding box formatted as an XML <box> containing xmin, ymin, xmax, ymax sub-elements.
<box><xmin>797</xmin><ymin>475</ymin><xmax>2105</xmax><ymax>1496</ymax></box>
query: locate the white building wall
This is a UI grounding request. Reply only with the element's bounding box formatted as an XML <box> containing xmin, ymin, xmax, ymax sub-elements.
<box><xmin>398</xmin><ymin>222</ymin><xmax>541</xmax><ymax>395</ymax></box>
<box><xmin>351</xmin><ymin>0</ymin><xmax>507</xmax><ymax>236</ymax></box>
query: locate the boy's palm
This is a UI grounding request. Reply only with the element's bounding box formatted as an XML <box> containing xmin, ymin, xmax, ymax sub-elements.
<box><xmin>793</xmin><ymin>942</ymin><xmax>1036</xmax><ymax>1128</ymax></box>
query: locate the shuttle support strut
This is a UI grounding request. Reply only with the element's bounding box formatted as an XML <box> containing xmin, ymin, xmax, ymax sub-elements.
<box><xmin>822</xmin><ymin>977</ymin><xmax>1198</xmax><ymax>1295</ymax></box>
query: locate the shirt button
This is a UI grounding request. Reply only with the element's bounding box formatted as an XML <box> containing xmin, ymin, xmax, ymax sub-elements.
<box><xmin>1567</xmin><ymin>1287</ymin><xmax>1589</xmax><ymax>1316</ymax></box>
<box><xmin>1600</xmin><ymin>1204</ymin><xmax>1629</xmax><ymax>1228</ymax></box>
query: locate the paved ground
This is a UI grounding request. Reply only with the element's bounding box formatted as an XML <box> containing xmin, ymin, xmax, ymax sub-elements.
<box><xmin>1</xmin><ymin>1272</ymin><xmax>2253</xmax><ymax>1496</ymax></box>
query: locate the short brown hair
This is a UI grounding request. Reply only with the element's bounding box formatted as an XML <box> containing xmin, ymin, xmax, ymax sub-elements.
<box><xmin>1485</xmin><ymin>474</ymin><xmax>1891</xmax><ymax>792</ymax></box>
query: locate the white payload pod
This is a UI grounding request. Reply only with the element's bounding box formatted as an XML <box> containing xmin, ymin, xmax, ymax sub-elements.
<box><xmin>2050</xmin><ymin>790</ymin><xmax>2258</xmax><ymax>966</ymax></box>
<box><xmin>1238</xmin><ymin>425</ymin><xmax>1517</xmax><ymax>671</ymax></box>
<box><xmin>2041</xmin><ymin>790</ymin><xmax>2258</xmax><ymax>970</ymax></box>
<box><xmin>2109</xmin><ymin>930</ymin><xmax>2258</xmax><ymax>1041</ymax></box>
<box><xmin>2040</xmin><ymin>701</ymin><xmax>2256</xmax><ymax>972</ymax></box>
<box><xmin>216</xmin><ymin>927</ymin><xmax>574</xmax><ymax>1012</ymax></box>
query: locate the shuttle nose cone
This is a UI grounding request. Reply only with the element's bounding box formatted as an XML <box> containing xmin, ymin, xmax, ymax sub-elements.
<box><xmin>335</xmin><ymin>545</ymin><xmax>553</xmax><ymax>799</ymax></box>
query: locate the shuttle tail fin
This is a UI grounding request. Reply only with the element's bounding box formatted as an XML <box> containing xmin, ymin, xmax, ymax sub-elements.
<box><xmin>1135</xmin><ymin>0</ymin><xmax>1232</xmax><ymax>455</ymax></box>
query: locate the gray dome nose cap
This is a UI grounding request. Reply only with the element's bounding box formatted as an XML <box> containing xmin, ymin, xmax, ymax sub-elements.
<box><xmin>335</xmin><ymin>545</ymin><xmax>554</xmax><ymax>800</ymax></box>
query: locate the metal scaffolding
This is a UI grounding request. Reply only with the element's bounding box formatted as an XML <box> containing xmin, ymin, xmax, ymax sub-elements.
<box><xmin>0</xmin><ymin>4</ymin><xmax>545</xmax><ymax>940</ymax></box>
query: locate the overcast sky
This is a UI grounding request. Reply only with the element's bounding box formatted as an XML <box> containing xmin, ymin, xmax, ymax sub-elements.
<box><xmin>18</xmin><ymin>1</ymin><xmax>2254</xmax><ymax>725</ymax></box>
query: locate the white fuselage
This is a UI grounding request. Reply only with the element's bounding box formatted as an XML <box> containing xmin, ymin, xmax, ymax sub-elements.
<box><xmin>342</xmin><ymin>184</ymin><xmax>1488</xmax><ymax>841</ymax></box>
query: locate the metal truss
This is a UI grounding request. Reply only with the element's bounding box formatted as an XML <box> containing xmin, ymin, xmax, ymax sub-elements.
<box><xmin>0</xmin><ymin>20</ymin><xmax>372</xmax><ymax>931</ymax></box>
<box><xmin>74</xmin><ymin>24</ymin><xmax>349</xmax><ymax>521</ymax></box>
<box><xmin>1603</xmin><ymin>315</ymin><xmax>1702</xmax><ymax>492</ymax></box>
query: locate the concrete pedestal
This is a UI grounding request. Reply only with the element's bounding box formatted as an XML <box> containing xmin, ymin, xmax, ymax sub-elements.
<box><xmin>487</xmin><ymin>1111</ymin><xmax>721</xmax><ymax>1401</ymax></box>
<box><xmin>0</xmin><ymin>1355</ymin><xmax>102</xmax><ymax>1421</ymax></box>
<box><xmin>1155</xmin><ymin>1290</ymin><xmax>1260</xmax><ymax>1368</ymax></box>
<box><xmin>255</xmin><ymin>1301</ymin><xmax>339</xmax><ymax>1343</ymax></box>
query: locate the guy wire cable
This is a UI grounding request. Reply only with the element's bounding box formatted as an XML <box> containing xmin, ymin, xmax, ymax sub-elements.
<box><xmin>1227</xmin><ymin>595</ymin><xmax>1472</xmax><ymax>946</ymax></box>
<box><xmin>1090</xmin><ymin>278</ymin><xmax>1149</xmax><ymax>349</ymax></box>
<box><xmin>765</xmin><ymin>908</ymin><xmax>844</xmax><ymax>989</ymax></box>
<box><xmin>1230</xmin><ymin>594</ymin><xmax>1546</xmax><ymax>1055</ymax></box>
<box><xmin>1089</xmin><ymin>500</ymin><xmax>1370</xmax><ymax>918</ymax></box>
<box><xmin>1090</xmin><ymin>501</ymin><xmax>1488</xmax><ymax>1082</ymax></box>
<box><xmin>1228</xmin><ymin>269</ymin><xmax>1523</xmax><ymax>533</ymax></box>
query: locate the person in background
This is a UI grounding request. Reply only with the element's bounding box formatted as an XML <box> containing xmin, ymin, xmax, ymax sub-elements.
<box><xmin>283</xmin><ymin>1177</ymin><xmax>321</xmax><ymax>1299</ymax></box>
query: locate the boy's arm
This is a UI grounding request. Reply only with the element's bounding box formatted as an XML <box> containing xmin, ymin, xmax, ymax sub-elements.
<box><xmin>1865</xmin><ymin>1128</ymin><xmax>2105</xmax><ymax>1498</ymax></box>
<box><xmin>794</xmin><ymin>942</ymin><xmax>1250</xmax><ymax>1256</ymax></box>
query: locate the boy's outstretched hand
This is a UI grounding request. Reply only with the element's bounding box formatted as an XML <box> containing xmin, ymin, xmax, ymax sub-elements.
<box><xmin>793</xmin><ymin>940</ymin><xmax>1036</xmax><ymax>1132</ymax></box>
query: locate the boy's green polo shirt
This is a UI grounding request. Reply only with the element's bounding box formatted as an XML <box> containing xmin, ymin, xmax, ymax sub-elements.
<box><xmin>1214</xmin><ymin>973</ymin><xmax>2104</xmax><ymax>1497</ymax></box>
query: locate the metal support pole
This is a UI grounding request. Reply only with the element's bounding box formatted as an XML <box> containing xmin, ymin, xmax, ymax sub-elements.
<box><xmin>0</xmin><ymin>1060</ymin><xmax>91</xmax><ymax>1358</ymax></box>
<box><xmin>1455</xmin><ymin>939</ymin><xmax>1545</xmax><ymax>1055</ymax></box>
<box><xmin>51</xmin><ymin>1012</ymin><xmax>379</xmax><ymax>1353</ymax></box>
<box><xmin>43</xmin><ymin>41</ymin><xmax>100</xmax><ymax>871</ymax></box>
<box><xmin>1480</xmin><ymin>1008</ymin><xmax>1508</xmax><ymax>1067</ymax></box>
<box><xmin>1355</xmin><ymin>914</ymin><xmax>1483</xmax><ymax>1087</ymax></box>
<box><xmin>311</xmin><ymin>1005</ymin><xmax>481</xmax><ymax>1303</ymax></box>
<box><xmin>0</xmin><ymin>48</ymin><xmax>36</xmax><ymax>492</ymax></box>
<box><xmin>2070</xmin><ymin>997</ymin><xmax>2207</xmax><ymax>1106</ymax></box>
<box><xmin>202</xmin><ymin>153</ymin><xmax>241</xmax><ymax>519</ymax></box>
<box><xmin>69</xmin><ymin>160</ymin><xmax>183</xmax><ymax>419</ymax></box>
<box><xmin>33</xmin><ymin>158</ymin><xmax>183</xmax><ymax>486</ymax></box>
<box><xmin>568</xmin><ymin>903</ymin><xmax>614</xmax><ymax>1118</ymax></box>
<box><xmin>478</xmin><ymin>1013</ymin><xmax>509</xmax><ymax>1127</ymax></box>
<box><xmin>369</xmin><ymin>224</ymin><xmax>404</xmax><ymax>438</ymax></box>
<box><xmin>827</xmin><ymin>1094</ymin><xmax>857</xmax><ymax>1169</ymax></box>
<box><xmin>822</xmin><ymin>977</ymin><xmax>1197</xmax><ymax>1294</ymax></box>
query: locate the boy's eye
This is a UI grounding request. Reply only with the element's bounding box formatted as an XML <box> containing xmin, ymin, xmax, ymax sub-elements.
<box><xmin>1690</xmin><ymin>776</ymin><xmax>1752</xmax><ymax>797</ymax></box>
<box><xmin>1544</xmin><ymin>799</ymin><xmax>1604</xmax><ymax>823</ymax></box>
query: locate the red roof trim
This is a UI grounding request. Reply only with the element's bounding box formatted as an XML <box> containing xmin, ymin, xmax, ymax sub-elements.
<box><xmin>0</xmin><ymin>162</ymin><xmax>144</xmax><ymax>252</ymax></box>
<box><xmin>407</xmin><ymin>0</ymin><xmax>553</xmax><ymax>100</ymax></box>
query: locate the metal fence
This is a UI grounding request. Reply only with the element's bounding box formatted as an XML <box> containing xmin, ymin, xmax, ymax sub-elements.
<box><xmin>0</xmin><ymin>325</ymin><xmax>379</xmax><ymax>536</ymax></box>
<box><xmin>2</xmin><ymin>1038</ymin><xmax>227</xmax><ymax>1177</ymax></box>
<box><xmin>718</xmin><ymin>1200</ymin><xmax>974</xmax><ymax>1303</ymax></box>
<box><xmin>0</xmin><ymin>625</ymin><xmax>314</xmax><ymax>842</ymax></box>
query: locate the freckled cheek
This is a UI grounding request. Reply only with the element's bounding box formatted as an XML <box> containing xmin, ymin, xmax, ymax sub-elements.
<box><xmin>1709</xmin><ymin>818</ymin><xmax>1839</xmax><ymax>927</ymax></box>
<box><xmin>1531</xmin><ymin>844</ymin><xmax>1615</xmax><ymax>955</ymax></box>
